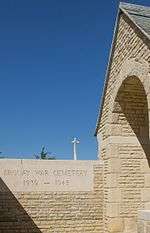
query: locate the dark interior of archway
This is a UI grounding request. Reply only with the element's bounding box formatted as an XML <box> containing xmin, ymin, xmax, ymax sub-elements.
<box><xmin>114</xmin><ymin>76</ymin><xmax>150</xmax><ymax>165</ymax></box>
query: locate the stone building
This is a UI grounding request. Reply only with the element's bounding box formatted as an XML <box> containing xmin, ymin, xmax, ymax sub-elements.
<box><xmin>95</xmin><ymin>2</ymin><xmax>150</xmax><ymax>233</ymax></box>
<box><xmin>0</xmin><ymin>2</ymin><xmax>150</xmax><ymax>233</ymax></box>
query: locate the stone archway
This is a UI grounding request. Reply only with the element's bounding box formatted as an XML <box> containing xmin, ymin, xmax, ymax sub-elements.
<box><xmin>102</xmin><ymin>59</ymin><xmax>150</xmax><ymax>233</ymax></box>
<box><xmin>113</xmin><ymin>75</ymin><xmax>149</xmax><ymax>162</ymax></box>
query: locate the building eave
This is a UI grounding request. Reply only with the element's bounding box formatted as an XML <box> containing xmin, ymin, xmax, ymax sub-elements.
<box><xmin>94</xmin><ymin>7</ymin><xmax>120</xmax><ymax>136</ymax></box>
<box><xmin>94</xmin><ymin>3</ymin><xmax>150</xmax><ymax>136</ymax></box>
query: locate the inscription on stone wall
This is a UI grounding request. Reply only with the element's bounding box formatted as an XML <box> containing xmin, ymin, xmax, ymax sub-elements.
<box><xmin>0</xmin><ymin>160</ymin><xmax>94</xmax><ymax>191</ymax></box>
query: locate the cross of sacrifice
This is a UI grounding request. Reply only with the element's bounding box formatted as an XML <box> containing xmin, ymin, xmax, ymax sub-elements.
<box><xmin>71</xmin><ymin>137</ymin><xmax>80</xmax><ymax>160</ymax></box>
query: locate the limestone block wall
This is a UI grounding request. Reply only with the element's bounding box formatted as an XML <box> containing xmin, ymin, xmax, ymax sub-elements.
<box><xmin>0</xmin><ymin>159</ymin><xmax>103</xmax><ymax>233</ymax></box>
<box><xmin>98</xmin><ymin>14</ymin><xmax>150</xmax><ymax>142</ymax></box>
<box><xmin>97</xmin><ymin>11</ymin><xmax>150</xmax><ymax>233</ymax></box>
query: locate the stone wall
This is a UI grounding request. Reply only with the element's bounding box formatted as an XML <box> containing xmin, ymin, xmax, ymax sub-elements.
<box><xmin>97</xmin><ymin>12</ymin><xmax>150</xmax><ymax>233</ymax></box>
<box><xmin>98</xmin><ymin>14</ymin><xmax>150</xmax><ymax>142</ymax></box>
<box><xmin>0</xmin><ymin>159</ymin><xmax>103</xmax><ymax>233</ymax></box>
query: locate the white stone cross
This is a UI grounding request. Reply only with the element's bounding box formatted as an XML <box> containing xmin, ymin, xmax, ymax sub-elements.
<box><xmin>71</xmin><ymin>137</ymin><xmax>80</xmax><ymax>160</ymax></box>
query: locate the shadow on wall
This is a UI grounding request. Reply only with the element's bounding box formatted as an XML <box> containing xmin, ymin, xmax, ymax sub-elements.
<box><xmin>116</xmin><ymin>76</ymin><xmax>150</xmax><ymax>166</ymax></box>
<box><xmin>0</xmin><ymin>177</ymin><xmax>42</xmax><ymax>233</ymax></box>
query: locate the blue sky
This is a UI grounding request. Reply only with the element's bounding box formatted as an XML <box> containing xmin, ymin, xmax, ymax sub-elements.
<box><xmin>0</xmin><ymin>0</ymin><xmax>149</xmax><ymax>160</ymax></box>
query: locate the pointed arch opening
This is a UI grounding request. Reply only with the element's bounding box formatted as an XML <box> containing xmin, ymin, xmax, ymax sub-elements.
<box><xmin>107</xmin><ymin>76</ymin><xmax>150</xmax><ymax>232</ymax></box>
<box><xmin>112</xmin><ymin>76</ymin><xmax>149</xmax><ymax>164</ymax></box>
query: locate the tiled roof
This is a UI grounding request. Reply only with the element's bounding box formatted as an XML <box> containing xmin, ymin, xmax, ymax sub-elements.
<box><xmin>120</xmin><ymin>2</ymin><xmax>150</xmax><ymax>38</ymax></box>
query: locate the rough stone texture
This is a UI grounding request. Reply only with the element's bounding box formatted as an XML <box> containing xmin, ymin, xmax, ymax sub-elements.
<box><xmin>0</xmin><ymin>160</ymin><xmax>103</xmax><ymax>233</ymax></box>
<box><xmin>96</xmin><ymin>9</ymin><xmax>150</xmax><ymax>233</ymax></box>
<box><xmin>0</xmin><ymin>3</ymin><xmax>149</xmax><ymax>233</ymax></box>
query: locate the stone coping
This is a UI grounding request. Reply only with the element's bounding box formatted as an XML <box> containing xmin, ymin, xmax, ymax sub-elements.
<box><xmin>0</xmin><ymin>158</ymin><xmax>102</xmax><ymax>162</ymax></box>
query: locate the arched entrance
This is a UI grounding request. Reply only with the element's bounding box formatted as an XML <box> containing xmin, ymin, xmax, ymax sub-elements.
<box><xmin>114</xmin><ymin>76</ymin><xmax>149</xmax><ymax>159</ymax></box>
<box><xmin>104</xmin><ymin>75</ymin><xmax>150</xmax><ymax>233</ymax></box>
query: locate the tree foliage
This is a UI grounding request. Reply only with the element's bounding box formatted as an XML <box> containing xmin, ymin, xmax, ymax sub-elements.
<box><xmin>35</xmin><ymin>146</ymin><xmax>55</xmax><ymax>160</ymax></box>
